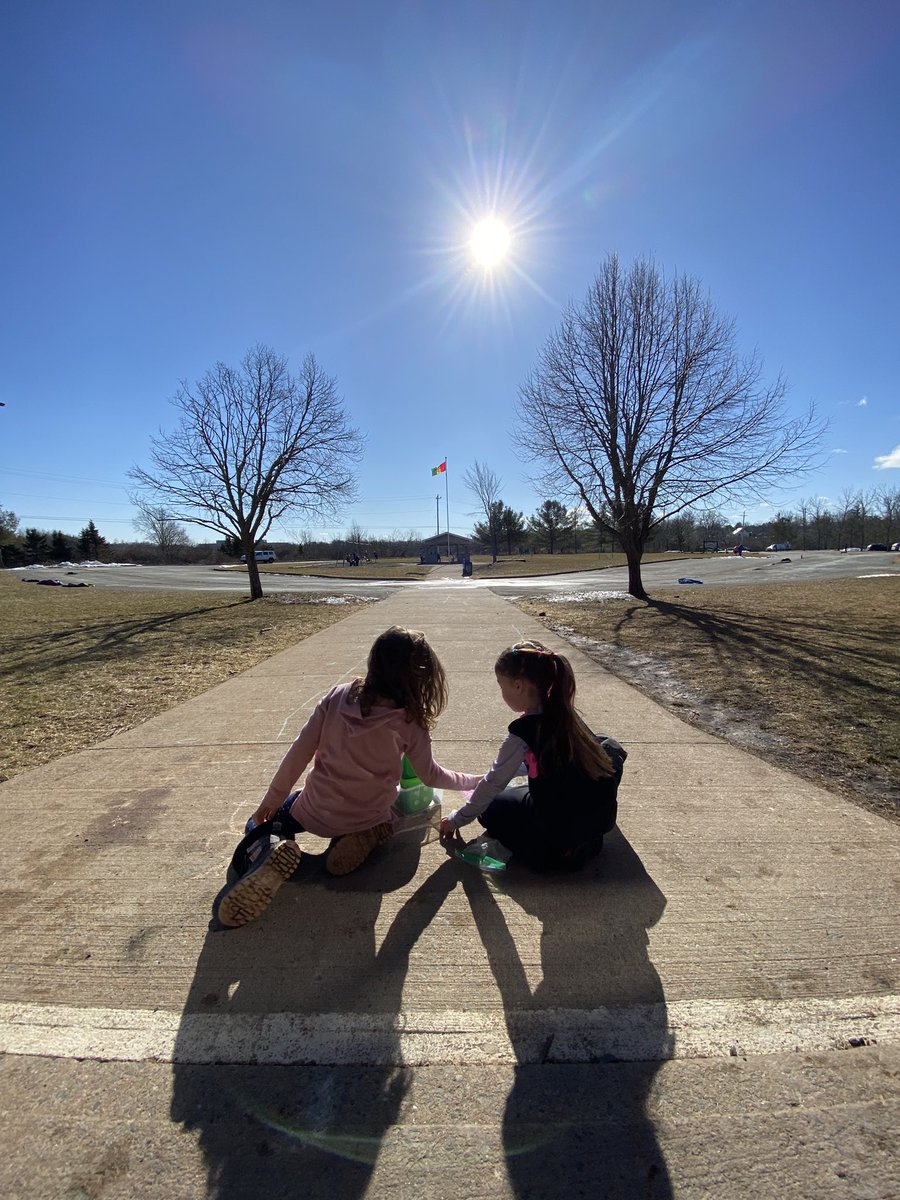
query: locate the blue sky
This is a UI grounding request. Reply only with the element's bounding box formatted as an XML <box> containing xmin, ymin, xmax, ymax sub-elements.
<box><xmin>2</xmin><ymin>0</ymin><xmax>899</xmax><ymax>546</ymax></box>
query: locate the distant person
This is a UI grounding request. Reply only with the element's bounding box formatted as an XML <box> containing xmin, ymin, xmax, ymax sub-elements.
<box><xmin>461</xmin><ymin>555</ymin><xmax>473</xmax><ymax>577</ymax></box>
<box><xmin>218</xmin><ymin>627</ymin><xmax>482</xmax><ymax>928</ymax></box>
<box><xmin>440</xmin><ymin>640</ymin><xmax>625</xmax><ymax>872</ymax></box>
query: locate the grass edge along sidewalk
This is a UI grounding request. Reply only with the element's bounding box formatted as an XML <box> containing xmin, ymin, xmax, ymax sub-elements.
<box><xmin>513</xmin><ymin>575</ymin><xmax>899</xmax><ymax>823</ymax></box>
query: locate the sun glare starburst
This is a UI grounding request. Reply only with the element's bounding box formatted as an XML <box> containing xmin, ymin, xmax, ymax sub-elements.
<box><xmin>469</xmin><ymin>216</ymin><xmax>511</xmax><ymax>268</ymax></box>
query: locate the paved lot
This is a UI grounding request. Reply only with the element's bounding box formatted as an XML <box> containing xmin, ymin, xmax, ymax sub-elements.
<box><xmin>1</xmin><ymin>583</ymin><xmax>898</xmax><ymax>1198</ymax></box>
<box><xmin>11</xmin><ymin>547</ymin><xmax>900</xmax><ymax>597</ymax></box>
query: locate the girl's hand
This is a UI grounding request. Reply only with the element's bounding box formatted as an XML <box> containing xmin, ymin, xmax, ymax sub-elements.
<box><xmin>252</xmin><ymin>800</ymin><xmax>280</xmax><ymax>825</ymax></box>
<box><xmin>439</xmin><ymin>818</ymin><xmax>465</xmax><ymax>854</ymax></box>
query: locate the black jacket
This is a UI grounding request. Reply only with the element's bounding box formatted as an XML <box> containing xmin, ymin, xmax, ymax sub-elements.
<box><xmin>507</xmin><ymin>713</ymin><xmax>626</xmax><ymax>842</ymax></box>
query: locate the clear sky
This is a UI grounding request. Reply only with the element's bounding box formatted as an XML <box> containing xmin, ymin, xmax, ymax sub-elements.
<box><xmin>2</xmin><ymin>0</ymin><xmax>899</xmax><ymax>546</ymax></box>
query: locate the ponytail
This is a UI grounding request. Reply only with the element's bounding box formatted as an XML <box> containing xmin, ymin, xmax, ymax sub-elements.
<box><xmin>495</xmin><ymin>641</ymin><xmax>615</xmax><ymax>778</ymax></box>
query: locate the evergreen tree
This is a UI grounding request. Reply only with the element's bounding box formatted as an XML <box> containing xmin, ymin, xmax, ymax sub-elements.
<box><xmin>49</xmin><ymin>530</ymin><xmax>73</xmax><ymax>560</ymax></box>
<box><xmin>528</xmin><ymin>500</ymin><xmax>574</xmax><ymax>554</ymax></box>
<box><xmin>500</xmin><ymin>505</ymin><xmax>526</xmax><ymax>554</ymax></box>
<box><xmin>77</xmin><ymin>520</ymin><xmax>107</xmax><ymax>560</ymax></box>
<box><xmin>0</xmin><ymin>507</ymin><xmax>18</xmax><ymax>567</ymax></box>
<box><xmin>22</xmin><ymin>527</ymin><xmax>49</xmax><ymax>563</ymax></box>
<box><xmin>472</xmin><ymin>500</ymin><xmax>504</xmax><ymax>561</ymax></box>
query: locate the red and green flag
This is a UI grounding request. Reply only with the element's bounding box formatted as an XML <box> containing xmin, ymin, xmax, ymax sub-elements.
<box><xmin>431</xmin><ymin>460</ymin><xmax>446</xmax><ymax>476</ymax></box>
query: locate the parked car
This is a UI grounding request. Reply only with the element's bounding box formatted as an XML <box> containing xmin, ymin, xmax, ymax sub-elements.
<box><xmin>865</xmin><ymin>543</ymin><xmax>889</xmax><ymax>551</ymax></box>
<box><xmin>765</xmin><ymin>542</ymin><xmax>791</xmax><ymax>551</ymax></box>
<box><xmin>240</xmin><ymin>550</ymin><xmax>276</xmax><ymax>563</ymax></box>
<box><xmin>892</xmin><ymin>542</ymin><xmax>900</xmax><ymax>552</ymax></box>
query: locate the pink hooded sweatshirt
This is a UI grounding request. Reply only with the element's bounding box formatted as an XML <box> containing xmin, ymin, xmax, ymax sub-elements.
<box><xmin>261</xmin><ymin>683</ymin><xmax>482</xmax><ymax>837</ymax></box>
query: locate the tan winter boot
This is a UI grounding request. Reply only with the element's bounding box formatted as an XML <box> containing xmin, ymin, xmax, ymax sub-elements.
<box><xmin>218</xmin><ymin>839</ymin><xmax>301</xmax><ymax>927</ymax></box>
<box><xmin>325</xmin><ymin>822</ymin><xmax>393</xmax><ymax>876</ymax></box>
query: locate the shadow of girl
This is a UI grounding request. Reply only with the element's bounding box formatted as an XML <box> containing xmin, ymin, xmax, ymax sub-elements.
<box><xmin>170</xmin><ymin>830</ymin><xmax>459</xmax><ymax>1199</ymax></box>
<box><xmin>460</xmin><ymin>829</ymin><xmax>674</xmax><ymax>1200</ymax></box>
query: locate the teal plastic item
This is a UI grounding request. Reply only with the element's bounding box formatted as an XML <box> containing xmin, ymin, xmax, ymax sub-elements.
<box><xmin>454</xmin><ymin>835</ymin><xmax>511</xmax><ymax>872</ymax></box>
<box><xmin>455</xmin><ymin>846</ymin><xmax>507</xmax><ymax>872</ymax></box>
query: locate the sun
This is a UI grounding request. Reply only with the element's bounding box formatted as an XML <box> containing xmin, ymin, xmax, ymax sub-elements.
<box><xmin>469</xmin><ymin>216</ymin><xmax>511</xmax><ymax>268</ymax></box>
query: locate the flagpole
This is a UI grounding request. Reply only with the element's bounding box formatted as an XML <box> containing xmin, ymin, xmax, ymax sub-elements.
<box><xmin>444</xmin><ymin>457</ymin><xmax>450</xmax><ymax>560</ymax></box>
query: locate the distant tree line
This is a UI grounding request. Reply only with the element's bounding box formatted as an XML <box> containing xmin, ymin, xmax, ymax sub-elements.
<box><xmin>3</xmin><ymin>484</ymin><xmax>897</xmax><ymax>571</ymax></box>
<box><xmin>465</xmin><ymin>486</ymin><xmax>900</xmax><ymax>556</ymax></box>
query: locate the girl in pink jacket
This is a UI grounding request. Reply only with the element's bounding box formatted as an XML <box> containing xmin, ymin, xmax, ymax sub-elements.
<box><xmin>218</xmin><ymin>625</ymin><xmax>481</xmax><ymax>928</ymax></box>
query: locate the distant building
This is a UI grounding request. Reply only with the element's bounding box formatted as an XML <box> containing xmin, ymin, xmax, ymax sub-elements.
<box><xmin>419</xmin><ymin>531</ymin><xmax>475</xmax><ymax>564</ymax></box>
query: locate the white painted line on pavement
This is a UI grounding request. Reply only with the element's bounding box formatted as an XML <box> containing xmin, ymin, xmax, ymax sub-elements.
<box><xmin>1</xmin><ymin>996</ymin><xmax>898</xmax><ymax>1065</ymax></box>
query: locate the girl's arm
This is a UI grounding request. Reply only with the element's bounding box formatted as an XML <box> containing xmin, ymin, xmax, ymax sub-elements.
<box><xmin>441</xmin><ymin>731</ymin><xmax>529</xmax><ymax>831</ymax></box>
<box><xmin>405</xmin><ymin>727</ymin><xmax>483</xmax><ymax>793</ymax></box>
<box><xmin>251</xmin><ymin>689</ymin><xmax>331</xmax><ymax>822</ymax></box>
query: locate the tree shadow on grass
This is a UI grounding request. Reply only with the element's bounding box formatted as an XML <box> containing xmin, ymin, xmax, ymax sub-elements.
<box><xmin>4</xmin><ymin>600</ymin><xmax>253</xmax><ymax>673</ymax></box>
<box><xmin>632</xmin><ymin>597</ymin><xmax>897</xmax><ymax>703</ymax></box>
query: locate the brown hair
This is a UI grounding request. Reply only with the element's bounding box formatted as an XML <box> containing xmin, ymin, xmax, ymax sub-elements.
<box><xmin>494</xmin><ymin>640</ymin><xmax>615</xmax><ymax>778</ymax></box>
<box><xmin>349</xmin><ymin>626</ymin><xmax>449</xmax><ymax>730</ymax></box>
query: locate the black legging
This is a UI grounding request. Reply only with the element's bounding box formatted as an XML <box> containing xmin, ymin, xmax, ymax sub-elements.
<box><xmin>479</xmin><ymin>785</ymin><xmax>615</xmax><ymax>872</ymax></box>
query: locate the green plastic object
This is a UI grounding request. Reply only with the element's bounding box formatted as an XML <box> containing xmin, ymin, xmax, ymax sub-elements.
<box><xmin>400</xmin><ymin>755</ymin><xmax>421</xmax><ymax>788</ymax></box>
<box><xmin>455</xmin><ymin>846</ymin><xmax>507</xmax><ymax>872</ymax></box>
<box><xmin>395</xmin><ymin>784</ymin><xmax>434</xmax><ymax>815</ymax></box>
<box><xmin>396</xmin><ymin>756</ymin><xmax>434</xmax><ymax>815</ymax></box>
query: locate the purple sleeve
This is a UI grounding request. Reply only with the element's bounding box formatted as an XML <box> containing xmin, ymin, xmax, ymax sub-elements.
<box><xmin>443</xmin><ymin>731</ymin><xmax>529</xmax><ymax>829</ymax></box>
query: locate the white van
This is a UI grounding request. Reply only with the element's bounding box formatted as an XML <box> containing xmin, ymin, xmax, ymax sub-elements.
<box><xmin>240</xmin><ymin>550</ymin><xmax>276</xmax><ymax>563</ymax></box>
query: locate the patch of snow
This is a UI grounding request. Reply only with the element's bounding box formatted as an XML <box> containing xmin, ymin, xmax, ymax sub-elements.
<box><xmin>544</xmin><ymin>589</ymin><xmax>631</xmax><ymax>603</ymax></box>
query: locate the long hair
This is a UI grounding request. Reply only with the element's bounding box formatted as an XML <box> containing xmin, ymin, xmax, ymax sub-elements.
<box><xmin>349</xmin><ymin>626</ymin><xmax>448</xmax><ymax>730</ymax></box>
<box><xmin>495</xmin><ymin>640</ymin><xmax>615</xmax><ymax>778</ymax></box>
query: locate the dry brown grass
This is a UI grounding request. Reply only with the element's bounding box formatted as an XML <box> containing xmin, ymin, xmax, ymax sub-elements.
<box><xmin>0</xmin><ymin>572</ymin><xmax>367</xmax><ymax>782</ymax></box>
<box><xmin>514</xmin><ymin>577</ymin><xmax>900</xmax><ymax>819</ymax></box>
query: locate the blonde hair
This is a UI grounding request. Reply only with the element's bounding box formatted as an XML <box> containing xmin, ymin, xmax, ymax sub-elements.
<box><xmin>349</xmin><ymin>626</ymin><xmax>448</xmax><ymax>730</ymax></box>
<box><xmin>494</xmin><ymin>640</ymin><xmax>615</xmax><ymax>778</ymax></box>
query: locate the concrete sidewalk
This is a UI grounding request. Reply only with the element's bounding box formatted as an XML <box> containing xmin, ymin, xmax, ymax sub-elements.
<box><xmin>1</xmin><ymin>583</ymin><xmax>898</xmax><ymax>1199</ymax></box>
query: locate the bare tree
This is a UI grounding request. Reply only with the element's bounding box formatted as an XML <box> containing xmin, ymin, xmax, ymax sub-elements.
<box><xmin>463</xmin><ymin>461</ymin><xmax>504</xmax><ymax>562</ymax></box>
<box><xmin>129</xmin><ymin>345</ymin><xmax>363</xmax><ymax>599</ymax></box>
<box><xmin>132</xmin><ymin>501</ymin><xmax>192</xmax><ymax>562</ymax></box>
<box><xmin>875</xmin><ymin>485</ymin><xmax>900</xmax><ymax>545</ymax></box>
<box><xmin>517</xmin><ymin>255</ymin><xmax>825</xmax><ymax>598</ymax></box>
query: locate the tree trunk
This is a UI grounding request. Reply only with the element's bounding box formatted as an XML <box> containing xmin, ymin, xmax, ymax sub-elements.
<box><xmin>624</xmin><ymin>545</ymin><xmax>647</xmax><ymax>600</ymax></box>
<box><xmin>247</xmin><ymin>557</ymin><xmax>263</xmax><ymax>600</ymax></box>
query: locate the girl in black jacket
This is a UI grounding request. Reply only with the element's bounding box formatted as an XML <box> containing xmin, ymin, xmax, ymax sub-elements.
<box><xmin>440</xmin><ymin>640</ymin><xmax>626</xmax><ymax>871</ymax></box>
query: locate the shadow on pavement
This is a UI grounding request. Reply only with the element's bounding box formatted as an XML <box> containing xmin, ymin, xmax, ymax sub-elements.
<box><xmin>169</xmin><ymin>830</ymin><xmax>457</xmax><ymax>1199</ymax></box>
<box><xmin>460</xmin><ymin>829</ymin><xmax>673</xmax><ymax>1199</ymax></box>
<box><xmin>170</xmin><ymin>829</ymin><xmax>671</xmax><ymax>1199</ymax></box>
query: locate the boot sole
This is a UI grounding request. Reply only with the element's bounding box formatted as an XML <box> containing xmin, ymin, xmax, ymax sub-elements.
<box><xmin>218</xmin><ymin>840</ymin><xmax>302</xmax><ymax>927</ymax></box>
<box><xmin>325</xmin><ymin>822</ymin><xmax>393</xmax><ymax>876</ymax></box>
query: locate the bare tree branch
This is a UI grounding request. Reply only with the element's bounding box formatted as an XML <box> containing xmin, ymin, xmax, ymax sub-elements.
<box><xmin>129</xmin><ymin>344</ymin><xmax>363</xmax><ymax>598</ymax></box>
<box><xmin>517</xmin><ymin>255</ymin><xmax>826</xmax><ymax>597</ymax></box>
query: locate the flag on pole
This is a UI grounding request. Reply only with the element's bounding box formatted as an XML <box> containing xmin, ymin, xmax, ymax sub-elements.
<box><xmin>431</xmin><ymin>460</ymin><xmax>446</xmax><ymax>476</ymax></box>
